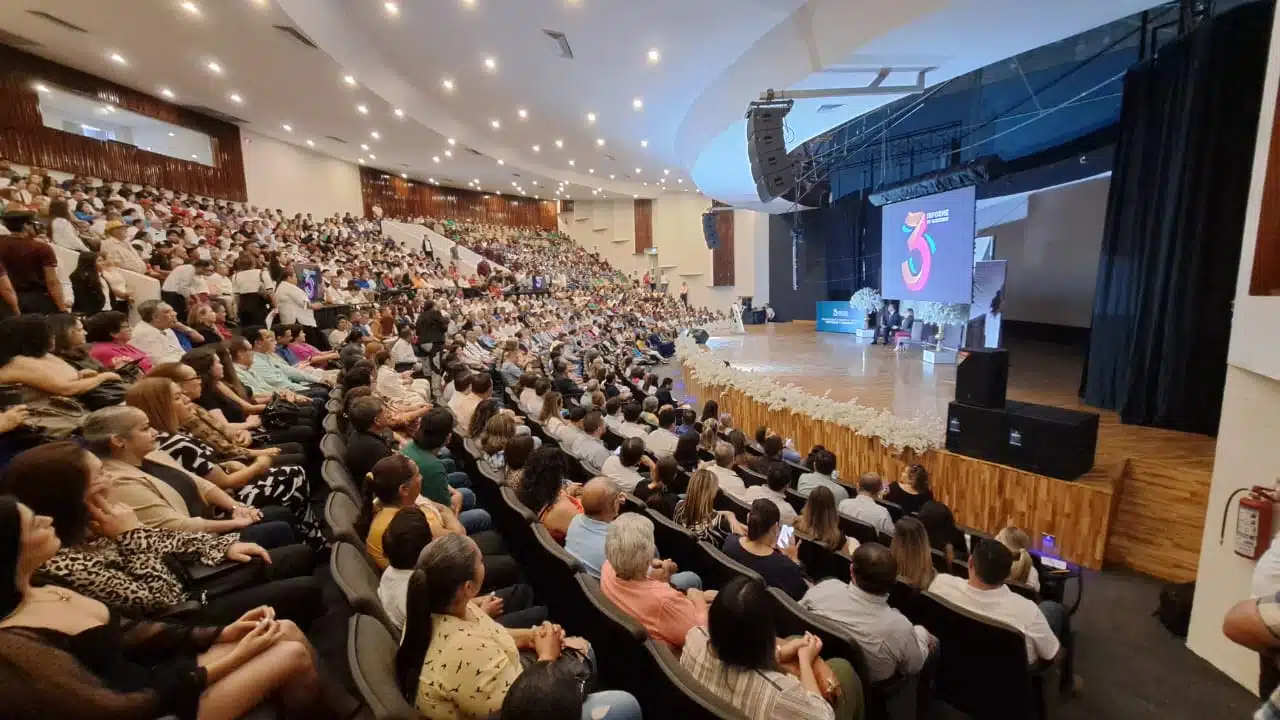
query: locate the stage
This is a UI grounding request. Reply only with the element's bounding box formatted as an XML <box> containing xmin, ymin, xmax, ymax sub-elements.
<box><xmin>681</xmin><ymin>323</ymin><xmax>1215</xmax><ymax>580</ymax></box>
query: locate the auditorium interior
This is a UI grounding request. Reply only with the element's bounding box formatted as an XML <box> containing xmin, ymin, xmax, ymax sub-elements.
<box><xmin>0</xmin><ymin>0</ymin><xmax>1278</xmax><ymax>718</ymax></box>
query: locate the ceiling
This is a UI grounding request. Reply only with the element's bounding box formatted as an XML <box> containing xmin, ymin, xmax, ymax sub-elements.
<box><xmin>1</xmin><ymin>0</ymin><xmax>1162</xmax><ymax>211</ymax></box>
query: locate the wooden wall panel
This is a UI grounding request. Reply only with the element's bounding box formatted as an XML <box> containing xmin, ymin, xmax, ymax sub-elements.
<box><xmin>360</xmin><ymin>167</ymin><xmax>557</xmax><ymax>229</ymax></box>
<box><xmin>0</xmin><ymin>44</ymin><xmax>246</xmax><ymax>200</ymax></box>
<box><xmin>1251</xmin><ymin>84</ymin><xmax>1280</xmax><ymax>295</ymax></box>
<box><xmin>712</xmin><ymin>210</ymin><xmax>735</xmax><ymax>286</ymax></box>
<box><xmin>634</xmin><ymin>199</ymin><xmax>653</xmax><ymax>253</ymax></box>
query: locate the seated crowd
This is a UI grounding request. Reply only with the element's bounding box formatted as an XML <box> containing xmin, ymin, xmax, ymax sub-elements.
<box><xmin>0</xmin><ymin>161</ymin><xmax>1072</xmax><ymax>720</ymax></box>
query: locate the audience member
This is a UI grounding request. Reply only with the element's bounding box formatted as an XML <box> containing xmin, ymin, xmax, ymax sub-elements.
<box><xmin>744</xmin><ymin>461</ymin><xmax>798</xmax><ymax>525</ymax></box>
<box><xmin>837</xmin><ymin>472</ymin><xmax>895</xmax><ymax>538</ymax></box>
<box><xmin>794</xmin><ymin>486</ymin><xmax>853</xmax><ymax>554</ymax></box>
<box><xmin>646</xmin><ymin>407</ymin><xmax>680</xmax><ymax>457</ymax></box>
<box><xmin>796</xmin><ymin>448</ymin><xmax>847</xmax><ymax>502</ymax></box>
<box><xmin>634</xmin><ymin>454</ymin><xmax>680</xmax><ymax>518</ymax></box>
<box><xmin>722</xmin><ymin>499</ymin><xmax>807</xmax><ymax>600</ymax></box>
<box><xmin>890</xmin><ymin>517</ymin><xmax>937</xmax><ymax>592</ymax></box>
<box><xmin>885</xmin><ymin>464</ymin><xmax>933</xmax><ymax>515</ymax></box>
<box><xmin>600</xmin><ymin>436</ymin><xmax>652</xmax><ymax>491</ymax></box>
<box><xmin>514</xmin><ymin>447</ymin><xmax>583</xmax><ymax>543</ymax></box>
<box><xmin>674</xmin><ymin>467</ymin><xmax>746</xmax><ymax>545</ymax></box>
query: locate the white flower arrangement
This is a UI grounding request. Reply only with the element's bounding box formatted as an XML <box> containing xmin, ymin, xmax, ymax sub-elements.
<box><xmin>912</xmin><ymin>301</ymin><xmax>969</xmax><ymax>327</ymax></box>
<box><xmin>848</xmin><ymin>287</ymin><xmax>882</xmax><ymax>314</ymax></box>
<box><xmin>678</xmin><ymin>331</ymin><xmax>944</xmax><ymax>452</ymax></box>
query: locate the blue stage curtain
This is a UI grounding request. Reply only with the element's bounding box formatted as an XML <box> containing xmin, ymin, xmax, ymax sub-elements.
<box><xmin>1082</xmin><ymin>0</ymin><xmax>1271</xmax><ymax>436</ymax></box>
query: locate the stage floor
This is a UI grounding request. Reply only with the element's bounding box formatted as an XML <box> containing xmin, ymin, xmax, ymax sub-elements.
<box><xmin>698</xmin><ymin>323</ymin><xmax>1217</xmax><ymax>580</ymax></box>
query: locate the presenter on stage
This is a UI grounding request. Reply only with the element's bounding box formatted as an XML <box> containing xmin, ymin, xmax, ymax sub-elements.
<box><xmin>873</xmin><ymin>303</ymin><xmax>901</xmax><ymax>345</ymax></box>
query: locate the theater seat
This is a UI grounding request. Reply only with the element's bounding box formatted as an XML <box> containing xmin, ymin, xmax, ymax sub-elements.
<box><xmin>325</xmin><ymin>399</ymin><xmax>343</xmax><ymax>415</ymax></box>
<box><xmin>322</xmin><ymin>413</ymin><xmax>341</xmax><ymax>434</ymax></box>
<box><xmin>322</xmin><ymin>460</ymin><xmax>362</xmax><ymax>506</ymax></box>
<box><xmin>621</xmin><ymin>492</ymin><xmax>646</xmax><ymax>515</ymax></box>
<box><xmin>797</xmin><ymin>537</ymin><xmax>851</xmax><ymax>583</ymax></box>
<box><xmin>783</xmin><ymin>487</ymin><xmax>807</xmax><ymax>515</ymax></box>
<box><xmin>645</xmin><ymin>639</ymin><xmax>749</xmax><ymax>720</ymax></box>
<box><xmin>912</xmin><ymin>592</ymin><xmax>1046</xmax><ymax>719</ymax></box>
<box><xmin>713</xmin><ymin>490</ymin><xmax>751</xmax><ymax>523</ymax></box>
<box><xmin>495</xmin><ymin>487</ymin><xmax>538</xmax><ymax>564</ymax></box>
<box><xmin>325</xmin><ymin>492</ymin><xmax>364</xmax><ymax>549</ymax></box>
<box><xmin>878</xmin><ymin>499</ymin><xmax>905</xmax><ymax>522</ymax></box>
<box><xmin>647</xmin><ymin>507</ymin><xmax>700</xmax><ymax>576</ymax></box>
<box><xmin>469</xmin><ymin>462</ymin><xmax>503</xmax><ymax>511</ymax></box>
<box><xmin>694</xmin><ymin>540</ymin><xmax>763</xmax><ymax>590</ymax></box>
<box><xmin>320</xmin><ymin>432</ymin><xmax>346</xmax><ymax>462</ymax></box>
<box><xmin>837</xmin><ymin>512</ymin><xmax>881</xmax><ymax>546</ymax></box>
<box><xmin>572</xmin><ymin>572</ymin><xmax>650</xmax><ymax>694</ymax></box>
<box><xmin>331</xmin><ymin>541</ymin><xmax>395</xmax><ymax>634</ymax></box>
<box><xmin>526</xmin><ymin>522</ymin><xmax>585</xmax><ymax>620</ymax></box>
<box><xmin>734</xmin><ymin>466</ymin><xmax>767</xmax><ymax>487</ymax></box>
<box><xmin>347</xmin><ymin>614</ymin><xmax>420</xmax><ymax>720</ymax></box>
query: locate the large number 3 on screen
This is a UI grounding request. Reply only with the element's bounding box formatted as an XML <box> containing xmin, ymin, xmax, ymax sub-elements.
<box><xmin>901</xmin><ymin>211</ymin><xmax>935</xmax><ymax>292</ymax></box>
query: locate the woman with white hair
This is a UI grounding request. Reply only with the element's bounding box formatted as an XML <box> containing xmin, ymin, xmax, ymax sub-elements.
<box><xmin>599</xmin><ymin>513</ymin><xmax>713</xmax><ymax>651</ymax></box>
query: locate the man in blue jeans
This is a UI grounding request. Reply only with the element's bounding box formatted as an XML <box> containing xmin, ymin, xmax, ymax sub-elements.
<box><xmin>401</xmin><ymin>407</ymin><xmax>482</xmax><ymax>516</ymax></box>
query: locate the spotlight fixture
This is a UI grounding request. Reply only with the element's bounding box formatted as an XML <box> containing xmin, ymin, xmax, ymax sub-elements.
<box><xmin>442</xmin><ymin>77</ymin><xmax>455</xmax><ymax>91</ymax></box>
<box><xmin>432</xmin><ymin>156</ymin><xmax>440</xmax><ymax>163</ymax></box>
<box><xmin>370</xmin><ymin>130</ymin><xmax>380</xmax><ymax>139</ymax></box>
<box><xmin>555</xmin><ymin>139</ymin><xmax>564</xmax><ymax>149</ymax></box>
<box><xmin>343</xmin><ymin>74</ymin><xmax>357</xmax><ymax>86</ymax></box>
<box><xmin>394</xmin><ymin>108</ymin><xmax>404</xmax><ymax>118</ymax></box>
<box><xmin>596</xmin><ymin>138</ymin><xmax>605</xmax><ymax>147</ymax></box>
<box><xmin>444</xmin><ymin>150</ymin><xmax>452</xmax><ymax>157</ymax></box>
<box><xmin>517</xmin><ymin>108</ymin><xmax>528</xmax><ymax>119</ymax></box>
<box><xmin>306</xmin><ymin>140</ymin><xmax>315</xmax><ymax>147</ymax></box>
<box><xmin>206</xmin><ymin>60</ymin><xmax>222</xmax><ymax>74</ymax></box>
<box><xmin>490</xmin><ymin>119</ymin><xmax>501</xmax><ymax>129</ymax></box>
<box><xmin>228</xmin><ymin>93</ymin><xmax>243</xmax><ymax>104</ymax></box>
<box><xmin>632</xmin><ymin>97</ymin><xmax>644</xmax><ymax>110</ymax></box>
<box><xmin>640</xmin><ymin>139</ymin><xmax>648</xmax><ymax>148</ymax></box>
<box><xmin>532</xmin><ymin>144</ymin><xmax>541</xmax><ymax>153</ymax></box>
<box><xmin>447</xmin><ymin>138</ymin><xmax>457</xmax><ymax>145</ymax></box>
<box><xmin>159</xmin><ymin>87</ymin><xmax>175</xmax><ymax>99</ymax></box>
<box><xmin>356</xmin><ymin>104</ymin><xmax>369</xmax><ymax>114</ymax></box>
<box><xmin>180</xmin><ymin>1</ymin><xmax>201</xmax><ymax>15</ymax></box>
<box><xmin>361</xmin><ymin>144</ymin><xmax>370</xmax><ymax>151</ymax></box>
<box><xmin>647</xmin><ymin>48</ymin><xmax>661</xmax><ymax>64</ymax></box>
<box><xmin>483</xmin><ymin>56</ymin><xmax>497</xmax><ymax>71</ymax></box>
<box><xmin>281</xmin><ymin>124</ymin><xmax>293</xmax><ymax>132</ymax></box>
<box><xmin>108</xmin><ymin>52</ymin><xmax>127</xmax><ymax>65</ymax></box>
<box><xmin>586</xmin><ymin>112</ymin><xmax>596</xmax><ymax>124</ymax></box>
<box><xmin>384</xmin><ymin>1</ymin><xmax>400</xmax><ymax>15</ymax></box>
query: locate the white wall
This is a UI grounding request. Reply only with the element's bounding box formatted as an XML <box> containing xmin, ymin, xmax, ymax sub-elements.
<box><xmin>1187</xmin><ymin>4</ymin><xmax>1280</xmax><ymax>693</ymax></box>
<box><xmin>560</xmin><ymin>196</ymin><xmax>770</xmax><ymax>313</ymax></box>
<box><xmin>240</xmin><ymin>130</ymin><xmax>363</xmax><ymax>218</ymax></box>
<box><xmin>987</xmin><ymin>176</ymin><xmax>1109</xmax><ymax>327</ymax></box>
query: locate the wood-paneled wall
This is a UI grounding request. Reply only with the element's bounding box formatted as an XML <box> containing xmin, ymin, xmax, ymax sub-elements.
<box><xmin>0</xmin><ymin>44</ymin><xmax>246</xmax><ymax>200</ymax></box>
<box><xmin>360</xmin><ymin>167</ymin><xmax>556</xmax><ymax>229</ymax></box>
<box><xmin>684</xmin><ymin>362</ymin><xmax>1120</xmax><ymax>569</ymax></box>
<box><xmin>712</xmin><ymin>207</ymin><xmax>735</xmax><ymax>286</ymax></box>
<box><xmin>634</xmin><ymin>199</ymin><xmax>653</xmax><ymax>253</ymax></box>
<box><xmin>1252</xmin><ymin>83</ymin><xmax>1280</xmax><ymax>295</ymax></box>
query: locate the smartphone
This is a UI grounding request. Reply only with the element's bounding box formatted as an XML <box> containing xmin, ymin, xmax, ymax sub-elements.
<box><xmin>613</xmin><ymin>446</ymin><xmax>621</xmax><ymax>456</ymax></box>
<box><xmin>776</xmin><ymin>524</ymin><xmax>795</xmax><ymax>550</ymax></box>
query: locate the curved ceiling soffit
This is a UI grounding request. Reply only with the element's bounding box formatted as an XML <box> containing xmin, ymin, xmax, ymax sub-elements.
<box><xmin>678</xmin><ymin>0</ymin><xmax>948</xmax><ymax>208</ymax></box>
<box><xmin>275</xmin><ymin>0</ymin><xmax>649</xmax><ymax>197</ymax></box>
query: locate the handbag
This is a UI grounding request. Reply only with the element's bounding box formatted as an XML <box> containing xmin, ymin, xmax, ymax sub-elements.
<box><xmin>3</xmin><ymin>391</ymin><xmax>88</xmax><ymax>440</ymax></box>
<box><xmin>261</xmin><ymin>394</ymin><xmax>313</xmax><ymax>430</ymax></box>
<box><xmin>164</xmin><ymin>556</ymin><xmax>268</xmax><ymax>602</ymax></box>
<box><xmin>518</xmin><ymin>646</ymin><xmax>598</xmax><ymax>696</ymax></box>
<box><xmin>76</xmin><ymin>380</ymin><xmax>128</xmax><ymax>410</ymax></box>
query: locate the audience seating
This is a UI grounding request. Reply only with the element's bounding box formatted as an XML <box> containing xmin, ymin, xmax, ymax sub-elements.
<box><xmin>838</xmin><ymin>512</ymin><xmax>882</xmax><ymax>546</ymax></box>
<box><xmin>324</xmin><ymin>492</ymin><xmax>364</xmax><ymax>550</ymax></box>
<box><xmin>320</xmin><ymin>433</ymin><xmax>346</xmax><ymax>462</ymax></box>
<box><xmin>644</xmin><ymin>640</ymin><xmax>750</xmax><ymax>720</ymax></box>
<box><xmin>913</xmin><ymin>592</ymin><xmax>1047</xmax><ymax>719</ymax></box>
<box><xmin>735</xmin><ymin>465</ymin><xmax>767</xmax><ymax>487</ymax></box>
<box><xmin>494</xmin><ymin>487</ymin><xmax>538</xmax><ymax>564</ymax></box>
<box><xmin>468</xmin><ymin>462</ymin><xmax>504</xmax><ymax>512</ymax></box>
<box><xmin>620</xmin><ymin>492</ymin><xmax>646</xmax><ymax>515</ymax></box>
<box><xmin>713</xmin><ymin>490</ymin><xmax>751</xmax><ymax>523</ymax></box>
<box><xmin>797</xmin><ymin>537</ymin><xmax>851</xmax><ymax>583</ymax></box>
<box><xmin>694</xmin><ymin>540</ymin><xmax>763</xmax><ymax>590</ymax></box>
<box><xmin>783</xmin><ymin>487</ymin><xmax>807</xmax><ymax>516</ymax></box>
<box><xmin>331</xmin><ymin>541</ymin><xmax>395</xmax><ymax>635</ymax></box>
<box><xmin>325</xmin><ymin>399</ymin><xmax>343</xmax><ymax>415</ymax></box>
<box><xmin>646</xmin><ymin>507</ymin><xmax>702</xmax><ymax>577</ymax></box>
<box><xmin>347</xmin><ymin>614</ymin><xmax>421</xmax><ymax>720</ymax></box>
<box><xmin>322</xmin><ymin>460</ymin><xmax>362</xmax><ymax>505</ymax></box>
<box><xmin>322</xmin><ymin>414</ymin><xmax>341</xmax><ymax>434</ymax></box>
<box><xmin>782</xmin><ymin>459</ymin><xmax>809</xmax><ymax>487</ymax></box>
<box><xmin>878</xmin><ymin>499</ymin><xmax>906</xmax><ymax>522</ymax></box>
<box><xmin>570</xmin><ymin>572</ymin><xmax>649</xmax><ymax>691</ymax></box>
<box><xmin>526</xmin><ymin>522</ymin><xmax>586</xmax><ymax>620</ymax></box>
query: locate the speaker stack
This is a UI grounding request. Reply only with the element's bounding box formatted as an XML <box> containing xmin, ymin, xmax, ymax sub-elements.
<box><xmin>702</xmin><ymin>212</ymin><xmax>720</xmax><ymax>249</ymax></box>
<box><xmin>946</xmin><ymin>348</ymin><xmax>1099</xmax><ymax>480</ymax></box>
<box><xmin>747</xmin><ymin>102</ymin><xmax>797</xmax><ymax>202</ymax></box>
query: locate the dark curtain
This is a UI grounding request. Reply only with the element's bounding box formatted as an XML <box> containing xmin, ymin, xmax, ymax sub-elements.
<box><xmin>819</xmin><ymin>190</ymin><xmax>883</xmax><ymax>301</ymax></box>
<box><xmin>1083</xmin><ymin>0</ymin><xmax>1272</xmax><ymax>436</ymax></box>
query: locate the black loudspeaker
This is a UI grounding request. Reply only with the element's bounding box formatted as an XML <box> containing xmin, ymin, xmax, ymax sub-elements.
<box><xmin>1004</xmin><ymin>400</ymin><xmax>1099</xmax><ymax>480</ymax></box>
<box><xmin>702</xmin><ymin>212</ymin><xmax>719</xmax><ymax>249</ymax></box>
<box><xmin>690</xmin><ymin>329</ymin><xmax>709</xmax><ymax>344</ymax></box>
<box><xmin>748</xmin><ymin>104</ymin><xmax>796</xmax><ymax>202</ymax></box>
<box><xmin>956</xmin><ymin>348</ymin><xmax>1009</xmax><ymax>409</ymax></box>
<box><xmin>945</xmin><ymin>402</ymin><xmax>1008</xmax><ymax>464</ymax></box>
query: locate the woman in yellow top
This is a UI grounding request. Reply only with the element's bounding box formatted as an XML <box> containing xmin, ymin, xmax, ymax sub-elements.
<box><xmin>395</xmin><ymin>535</ymin><xmax>642</xmax><ymax>720</ymax></box>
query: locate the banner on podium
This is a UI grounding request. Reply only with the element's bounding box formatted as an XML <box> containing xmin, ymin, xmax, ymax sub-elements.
<box><xmin>816</xmin><ymin>301</ymin><xmax>867</xmax><ymax>334</ymax></box>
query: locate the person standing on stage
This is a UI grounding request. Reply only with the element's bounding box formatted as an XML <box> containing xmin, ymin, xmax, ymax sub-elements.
<box><xmin>873</xmin><ymin>302</ymin><xmax>901</xmax><ymax>345</ymax></box>
<box><xmin>679</xmin><ymin>281</ymin><xmax>689</xmax><ymax>308</ymax></box>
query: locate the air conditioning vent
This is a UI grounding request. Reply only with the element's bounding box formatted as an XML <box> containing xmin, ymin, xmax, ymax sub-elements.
<box><xmin>816</xmin><ymin>103</ymin><xmax>844</xmax><ymax>114</ymax></box>
<box><xmin>466</xmin><ymin>148</ymin><xmax>484</xmax><ymax>156</ymax></box>
<box><xmin>398</xmin><ymin>163</ymin><xmax>410</xmax><ymax>167</ymax></box>
<box><xmin>325</xmin><ymin>135</ymin><xmax>348</xmax><ymax>144</ymax></box>
<box><xmin>26</xmin><ymin>11</ymin><xmax>88</xmax><ymax>34</ymax></box>
<box><xmin>273</xmin><ymin>25</ymin><xmax>317</xmax><ymax>49</ymax></box>
<box><xmin>542</xmin><ymin>29</ymin><xmax>574</xmax><ymax>59</ymax></box>
<box><xmin>182</xmin><ymin>105</ymin><xmax>247</xmax><ymax>124</ymax></box>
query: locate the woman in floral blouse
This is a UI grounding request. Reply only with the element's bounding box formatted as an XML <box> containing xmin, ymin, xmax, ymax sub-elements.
<box><xmin>0</xmin><ymin>442</ymin><xmax>321</xmax><ymax>625</ymax></box>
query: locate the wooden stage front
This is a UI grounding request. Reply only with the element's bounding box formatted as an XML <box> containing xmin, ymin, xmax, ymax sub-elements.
<box><xmin>676</xmin><ymin>323</ymin><xmax>1215</xmax><ymax>580</ymax></box>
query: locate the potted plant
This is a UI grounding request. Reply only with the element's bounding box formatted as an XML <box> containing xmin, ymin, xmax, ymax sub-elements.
<box><xmin>913</xmin><ymin>302</ymin><xmax>969</xmax><ymax>351</ymax></box>
<box><xmin>849</xmin><ymin>287</ymin><xmax>882</xmax><ymax>328</ymax></box>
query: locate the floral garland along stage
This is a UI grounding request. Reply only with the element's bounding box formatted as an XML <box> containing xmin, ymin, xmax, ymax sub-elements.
<box><xmin>676</xmin><ymin>332</ymin><xmax>945</xmax><ymax>453</ymax></box>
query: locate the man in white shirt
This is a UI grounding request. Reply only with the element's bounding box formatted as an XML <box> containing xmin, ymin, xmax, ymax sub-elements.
<box><xmin>568</xmin><ymin>411</ymin><xmax>613</xmax><ymax>475</ymax></box>
<box><xmin>929</xmin><ymin>540</ymin><xmax>1063</xmax><ymax>665</ymax></box>
<box><xmin>705</xmin><ymin>442</ymin><xmax>747</xmax><ymax>499</ymax></box>
<box><xmin>446</xmin><ymin>373</ymin><xmax>479</xmax><ymax>436</ymax></box>
<box><xmin>645</xmin><ymin>407</ymin><xmax>680</xmax><ymax>457</ymax></box>
<box><xmin>796</xmin><ymin>447</ymin><xmax>848</xmax><ymax>503</ymax></box>
<box><xmin>743</xmin><ymin>463</ymin><xmax>797</xmax><ymax>525</ymax></box>
<box><xmin>616</xmin><ymin>402</ymin><xmax>650</xmax><ymax>440</ymax></box>
<box><xmin>131</xmin><ymin>299</ymin><xmax>188</xmax><ymax>365</ymax></box>
<box><xmin>160</xmin><ymin>259</ymin><xmax>213</xmax><ymax>318</ymax></box>
<box><xmin>802</xmin><ymin>543</ymin><xmax>934</xmax><ymax>684</ymax></box>
<box><xmin>600</xmin><ymin>437</ymin><xmax>651</xmax><ymax>492</ymax></box>
<box><xmin>837</xmin><ymin>472</ymin><xmax>895</xmax><ymax>538</ymax></box>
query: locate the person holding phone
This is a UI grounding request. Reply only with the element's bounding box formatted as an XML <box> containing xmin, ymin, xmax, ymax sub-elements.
<box><xmin>721</xmin><ymin>499</ymin><xmax>808</xmax><ymax>600</ymax></box>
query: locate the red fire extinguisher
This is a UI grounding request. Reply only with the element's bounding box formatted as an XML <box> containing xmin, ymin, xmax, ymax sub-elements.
<box><xmin>1224</xmin><ymin>486</ymin><xmax>1277</xmax><ymax>560</ymax></box>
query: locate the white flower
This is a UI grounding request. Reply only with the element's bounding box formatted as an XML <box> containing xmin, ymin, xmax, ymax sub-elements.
<box><xmin>849</xmin><ymin>287</ymin><xmax>882</xmax><ymax>314</ymax></box>
<box><xmin>678</xmin><ymin>330</ymin><xmax>944</xmax><ymax>453</ymax></box>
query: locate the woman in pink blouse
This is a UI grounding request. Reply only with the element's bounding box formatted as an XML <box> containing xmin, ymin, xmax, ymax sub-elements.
<box><xmin>84</xmin><ymin>310</ymin><xmax>152</xmax><ymax>374</ymax></box>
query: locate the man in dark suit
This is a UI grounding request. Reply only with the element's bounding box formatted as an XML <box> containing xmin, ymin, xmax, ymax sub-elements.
<box><xmin>415</xmin><ymin>299</ymin><xmax>450</xmax><ymax>372</ymax></box>
<box><xmin>873</xmin><ymin>303</ymin><xmax>902</xmax><ymax>345</ymax></box>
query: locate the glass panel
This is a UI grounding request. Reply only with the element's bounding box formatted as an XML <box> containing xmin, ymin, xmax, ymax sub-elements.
<box><xmin>33</xmin><ymin>83</ymin><xmax>215</xmax><ymax>166</ymax></box>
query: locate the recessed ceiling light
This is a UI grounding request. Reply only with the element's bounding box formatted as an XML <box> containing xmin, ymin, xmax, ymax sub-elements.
<box><xmin>358</xmin><ymin>158</ymin><xmax>365</xmax><ymax>164</ymax></box>
<box><xmin>483</xmin><ymin>56</ymin><xmax>497</xmax><ymax>71</ymax></box>
<box><xmin>228</xmin><ymin>92</ymin><xmax>243</xmax><ymax>104</ymax></box>
<box><xmin>632</xmin><ymin>97</ymin><xmax>644</xmax><ymax>110</ymax></box>
<box><xmin>609</xmin><ymin>174</ymin><xmax>616</xmax><ymax>180</ymax></box>
<box><xmin>370</xmin><ymin>130</ymin><xmax>380</xmax><ymax>139</ymax></box>
<box><xmin>517</xmin><ymin>108</ymin><xmax>528</xmax><ymax>119</ymax></box>
<box><xmin>647</xmin><ymin>49</ymin><xmax>661</xmax><ymax>64</ymax></box>
<box><xmin>384</xmin><ymin>1</ymin><xmax>400</xmax><ymax>15</ymax></box>
<box><xmin>468</xmin><ymin>181</ymin><xmax>474</xmax><ymax>186</ymax></box>
<box><xmin>190</xmin><ymin>154</ymin><xmax>199</xmax><ymax>159</ymax></box>
<box><xmin>401</xmin><ymin>172</ymin><xmax>408</xmax><ymax>178</ymax></box>
<box><xmin>532</xmin><ymin>144</ymin><xmax>541</xmax><ymax>153</ymax></box>
<box><xmin>643</xmin><ymin>182</ymin><xmax>648</xmax><ymax>186</ymax></box>
<box><xmin>490</xmin><ymin>119</ymin><xmax>500</xmax><ymax>129</ymax></box>
<box><xmin>442</xmin><ymin>77</ymin><xmax>456</xmax><ymax>92</ymax></box>
<box><xmin>369</xmin><ymin>153</ymin><xmax>376</xmax><ymax>159</ymax></box>
<box><xmin>180</xmin><ymin>1</ymin><xmax>201</xmax><ymax>15</ymax></box>
<box><xmin>306</xmin><ymin>139</ymin><xmax>315</xmax><ymax>147</ymax></box>
<box><xmin>586</xmin><ymin>112</ymin><xmax>596</xmax><ymax>124</ymax></box>
<box><xmin>663</xmin><ymin>169</ymin><xmax>670</xmax><ymax>175</ymax></box>
<box><xmin>429</xmin><ymin>177</ymin><xmax>436</xmax><ymax>183</ymax></box>
<box><xmin>432</xmin><ymin>156</ymin><xmax>440</xmax><ymax>163</ymax></box>
<box><xmin>447</xmin><ymin>138</ymin><xmax>456</xmax><ymax>146</ymax></box>
<box><xmin>497</xmin><ymin>159</ymin><xmax>505</xmax><ymax>165</ymax></box>
<box><xmin>512</xmin><ymin>181</ymin><xmax>518</xmax><ymax>187</ymax></box>
<box><xmin>568</xmin><ymin>159</ymin><xmax>576</xmax><ymax>166</ymax></box>
<box><xmin>343</xmin><ymin>74</ymin><xmax>357</xmax><ymax>86</ymax></box>
<box><xmin>640</xmin><ymin>139</ymin><xmax>648</xmax><ymax>148</ymax></box>
<box><xmin>461</xmin><ymin>0</ymin><xmax>476</xmax><ymax>7</ymax></box>
<box><xmin>444</xmin><ymin>150</ymin><xmax>452</xmax><ymax>157</ymax></box>
<box><xmin>473</xmin><ymin>179</ymin><xmax>480</xmax><ymax>184</ymax></box>
<box><xmin>595</xmin><ymin>138</ymin><xmax>605</xmax><ymax>147</ymax></box>
<box><xmin>356</xmin><ymin>104</ymin><xmax>369</xmax><ymax>114</ymax></box>
<box><xmin>555</xmin><ymin>139</ymin><xmax>564</xmax><ymax>149</ymax></box>
<box><xmin>394</xmin><ymin>108</ymin><xmax>404</xmax><ymax>118</ymax></box>
<box><xmin>361</xmin><ymin>144</ymin><xmax>370</xmax><ymax>151</ymax></box>
<box><xmin>588</xmin><ymin>169</ymin><xmax>595</xmax><ymax>174</ymax></box>
<box><xmin>159</xmin><ymin>87</ymin><xmax>175</xmax><ymax>99</ymax></box>
<box><xmin>633</xmin><ymin>194</ymin><xmax>639</xmax><ymax>198</ymax></box>
<box><xmin>108</xmin><ymin>52</ymin><xmax>127</xmax><ymax>65</ymax></box>
<box><xmin>634</xmin><ymin>168</ymin><xmax>642</xmax><ymax>174</ymax></box>
<box><xmin>33</xmin><ymin>83</ymin><xmax>50</xmax><ymax>93</ymax></box>
<box><xmin>282</xmin><ymin>123</ymin><xmax>293</xmax><ymax>132</ymax></box>
<box><xmin>206</xmin><ymin>60</ymin><xmax>222</xmax><ymax>74</ymax></box>
<box><xmin>677</xmin><ymin>178</ymin><xmax>683</xmax><ymax>184</ymax></box>
<box><xmin>168</xmin><ymin>132</ymin><xmax>175</xmax><ymax>137</ymax></box>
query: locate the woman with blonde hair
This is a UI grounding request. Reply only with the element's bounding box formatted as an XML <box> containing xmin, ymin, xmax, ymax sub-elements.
<box><xmin>477</xmin><ymin>414</ymin><xmax>516</xmax><ymax>471</ymax></box>
<box><xmin>889</xmin><ymin>517</ymin><xmax>936</xmax><ymax>591</ymax></box>
<box><xmin>124</xmin><ymin>378</ymin><xmax>323</xmax><ymax>548</ymax></box>
<box><xmin>699</xmin><ymin>419</ymin><xmax>720</xmax><ymax>453</ymax></box>
<box><xmin>794</xmin><ymin>486</ymin><xmax>854</xmax><ymax>554</ymax></box>
<box><xmin>673</xmin><ymin>468</ymin><xmax>745</xmax><ymax>546</ymax></box>
<box><xmin>996</xmin><ymin>526</ymin><xmax>1040</xmax><ymax>592</ymax></box>
<box><xmin>537</xmin><ymin>390</ymin><xmax>568</xmax><ymax>438</ymax></box>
